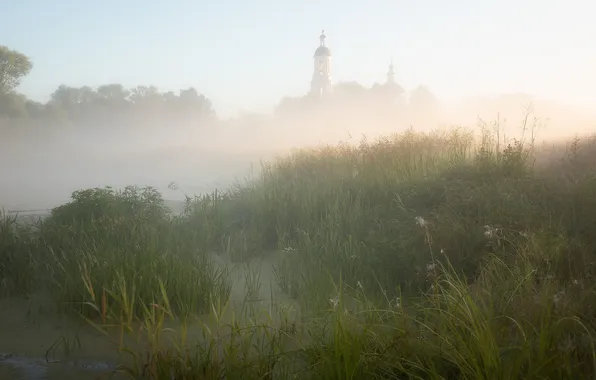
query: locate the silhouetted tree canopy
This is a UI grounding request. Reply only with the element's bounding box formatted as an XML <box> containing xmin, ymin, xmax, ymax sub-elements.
<box><xmin>0</xmin><ymin>46</ymin><xmax>216</xmax><ymax>128</ymax></box>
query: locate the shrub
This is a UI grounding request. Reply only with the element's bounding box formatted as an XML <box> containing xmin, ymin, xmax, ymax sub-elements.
<box><xmin>35</xmin><ymin>186</ymin><xmax>231</xmax><ymax>319</ymax></box>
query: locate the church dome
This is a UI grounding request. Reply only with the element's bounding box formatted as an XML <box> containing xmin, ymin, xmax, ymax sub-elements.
<box><xmin>314</xmin><ymin>46</ymin><xmax>332</xmax><ymax>57</ymax></box>
<box><xmin>314</xmin><ymin>30</ymin><xmax>332</xmax><ymax>57</ymax></box>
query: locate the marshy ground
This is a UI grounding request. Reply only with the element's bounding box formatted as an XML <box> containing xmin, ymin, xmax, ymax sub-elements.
<box><xmin>2</xmin><ymin>125</ymin><xmax>596</xmax><ymax>379</ymax></box>
<box><xmin>0</xmin><ymin>249</ymin><xmax>296</xmax><ymax>379</ymax></box>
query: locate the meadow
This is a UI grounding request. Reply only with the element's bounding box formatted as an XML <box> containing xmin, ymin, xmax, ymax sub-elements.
<box><xmin>2</xmin><ymin>121</ymin><xmax>596</xmax><ymax>379</ymax></box>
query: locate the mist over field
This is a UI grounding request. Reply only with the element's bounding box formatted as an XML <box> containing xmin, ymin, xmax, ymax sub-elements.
<box><xmin>2</xmin><ymin>88</ymin><xmax>594</xmax><ymax>212</ymax></box>
<box><xmin>2</xmin><ymin>8</ymin><xmax>595</xmax><ymax>213</ymax></box>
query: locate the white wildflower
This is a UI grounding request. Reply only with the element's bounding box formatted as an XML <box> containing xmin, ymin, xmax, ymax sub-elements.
<box><xmin>426</xmin><ymin>263</ymin><xmax>437</xmax><ymax>272</ymax></box>
<box><xmin>484</xmin><ymin>225</ymin><xmax>499</xmax><ymax>239</ymax></box>
<box><xmin>329</xmin><ymin>295</ymin><xmax>339</xmax><ymax>309</ymax></box>
<box><xmin>553</xmin><ymin>290</ymin><xmax>565</xmax><ymax>304</ymax></box>
<box><xmin>571</xmin><ymin>279</ymin><xmax>582</xmax><ymax>290</ymax></box>
<box><xmin>415</xmin><ymin>216</ymin><xmax>427</xmax><ymax>227</ymax></box>
<box><xmin>357</xmin><ymin>281</ymin><xmax>363</xmax><ymax>290</ymax></box>
<box><xmin>440</xmin><ymin>248</ymin><xmax>444</xmax><ymax>254</ymax></box>
<box><xmin>350</xmin><ymin>254</ymin><xmax>357</xmax><ymax>259</ymax></box>
<box><xmin>282</xmin><ymin>247</ymin><xmax>297</xmax><ymax>252</ymax></box>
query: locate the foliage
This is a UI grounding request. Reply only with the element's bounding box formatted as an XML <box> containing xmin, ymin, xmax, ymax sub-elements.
<box><xmin>0</xmin><ymin>45</ymin><xmax>32</xmax><ymax>94</ymax></box>
<box><xmin>0</xmin><ymin>45</ymin><xmax>216</xmax><ymax>124</ymax></box>
<box><xmin>0</xmin><ymin>44</ymin><xmax>434</xmax><ymax>129</ymax></box>
<box><xmin>3</xmin><ymin>128</ymin><xmax>596</xmax><ymax>378</ymax></box>
<box><xmin>3</xmin><ymin>186</ymin><xmax>231</xmax><ymax>320</ymax></box>
<box><xmin>49</xmin><ymin>186</ymin><xmax>171</xmax><ymax>226</ymax></box>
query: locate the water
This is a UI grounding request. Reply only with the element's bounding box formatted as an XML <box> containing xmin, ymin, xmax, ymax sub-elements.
<box><xmin>0</xmin><ymin>291</ymin><xmax>124</xmax><ymax>380</ymax></box>
<box><xmin>0</xmin><ymin>143</ymin><xmax>264</xmax><ymax>213</ymax></box>
<box><xmin>0</xmin><ymin>354</ymin><xmax>118</xmax><ymax>380</ymax></box>
<box><xmin>0</xmin><ymin>250</ymin><xmax>300</xmax><ymax>380</ymax></box>
<box><xmin>0</xmin><ymin>196</ymin><xmax>304</xmax><ymax>379</ymax></box>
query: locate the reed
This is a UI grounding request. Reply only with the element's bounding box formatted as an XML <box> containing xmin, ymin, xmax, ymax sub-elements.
<box><xmin>3</xmin><ymin>126</ymin><xmax>596</xmax><ymax>379</ymax></box>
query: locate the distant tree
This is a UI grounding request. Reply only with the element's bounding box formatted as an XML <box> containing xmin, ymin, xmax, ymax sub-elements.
<box><xmin>176</xmin><ymin>87</ymin><xmax>200</xmax><ymax>112</ymax></box>
<box><xmin>384</xmin><ymin>82</ymin><xmax>406</xmax><ymax>99</ymax></box>
<box><xmin>410</xmin><ymin>86</ymin><xmax>438</xmax><ymax>107</ymax></box>
<box><xmin>96</xmin><ymin>83</ymin><xmax>130</xmax><ymax>113</ymax></box>
<box><xmin>0</xmin><ymin>91</ymin><xmax>28</xmax><ymax>119</ymax></box>
<box><xmin>49</xmin><ymin>85</ymin><xmax>85</xmax><ymax>122</ymax></box>
<box><xmin>51</xmin><ymin>85</ymin><xmax>83</xmax><ymax>107</ymax></box>
<box><xmin>408</xmin><ymin>85</ymin><xmax>441</xmax><ymax>125</ymax></box>
<box><xmin>275</xmin><ymin>96</ymin><xmax>304</xmax><ymax>117</ymax></box>
<box><xmin>79</xmin><ymin>86</ymin><xmax>98</xmax><ymax>104</ymax></box>
<box><xmin>371</xmin><ymin>81</ymin><xmax>406</xmax><ymax>105</ymax></box>
<box><xmin>0</xmin><ymin>46</ymin><xmax>33</xmax><ymax>94</ymax></box>
<box><xmin>24</xmin><ymin>99</ymin><xmax>46</xmax><ymax>118</ymax></box>
<box><xmin>97</xmin><ymin>84</ymin><xmax>129</xmax><ymax>101</ymax></box>
<box><xmin>161</xmin><ymin>90</ymin><xmax>177</xmax><ymax>104</ymax></box>
<box><xmin>44</xmin><ymin>100</ymin><xmax>70</xmax><ymax>122</ymax></box>
<box><xmin>179</xmin><ymin>87</ymin><xmax>199</xmax><ymax>102</ymax></box>
<box><xmin>176</xmin><ymin>87</ymin><xmax>215</xmax><ymax>120</ymax></box>
<box><xmin>130</xmin><ymin>86</ymin><xmax>162</xmax><ymax>105</ymax></box>
<box><xmin>410</xmin><ymin>85</ymin><xmax>439</xmax><ymax>112</ymax></box>
<box><xmin>0</xmin><ymin>46</ymin><xmax>212</xmax><ymax>128</ymax></box>
<box><xmin>333</xmin><ymin>81</ymin><xmax>368</xmax><ymax>100</ymax></box>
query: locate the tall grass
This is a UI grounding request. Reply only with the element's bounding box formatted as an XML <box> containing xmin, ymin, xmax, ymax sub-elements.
<box><xmin>2</xmin><ymin>186</ymin><xmax>232</xmax><ymax>320</ymax></box>
<box><xmin>0</xmin><ymin>210</ymin><xmax>37</xmax><ymax>296</ymax></box>
<box><xmin>215</xmin><ymin>127</ymin><xmax>596</xmax><ymax>302</ymax></box>
<box><xmin>2</xmin><ymin>124</ymin><xmax>596</xmax><ymax>378</ymax></box>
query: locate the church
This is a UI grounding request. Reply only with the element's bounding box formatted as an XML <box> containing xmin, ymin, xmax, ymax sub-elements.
<box><xmin>310</xmin><ymin>30</ymin><xmax>333</xmax><ymax>97</ymax></box>
<box><xmin>309</xmin><ymin>30</ymin><xmax>402</xmax><ymax>99</ymax></box>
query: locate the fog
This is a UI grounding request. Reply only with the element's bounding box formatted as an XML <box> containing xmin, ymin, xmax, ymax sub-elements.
<box><xmin>2</xmin><ymin>87</ymin><xmax>595</xmax><ymax>214</ymax></box>
<box><xmin>1</xmin><ymin>122</ymin><xmax>268</xmax><ymax>211</ymax></box>
<box><xmin>2</xmin><ymin>0</ymin><xmax>595</xmax><ymax>215</ymax></box>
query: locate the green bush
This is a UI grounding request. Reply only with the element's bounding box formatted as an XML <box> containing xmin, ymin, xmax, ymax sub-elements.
<box><xmin>35</xmin><ymin>186</ymin><xmax>231</xmax><ymax>318</ymax></box>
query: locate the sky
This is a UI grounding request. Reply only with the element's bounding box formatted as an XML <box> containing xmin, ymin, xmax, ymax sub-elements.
<box><xmin>2</xmin><ymin>0</ymin><xmax>595</xmax><ymax>117</ymax></box>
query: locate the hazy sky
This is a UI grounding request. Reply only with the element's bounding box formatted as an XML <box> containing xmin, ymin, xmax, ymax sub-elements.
<box><xmin>3</xmin><ymin>0</ymin><xmax>594</xmax><ymax>117</ymax></box>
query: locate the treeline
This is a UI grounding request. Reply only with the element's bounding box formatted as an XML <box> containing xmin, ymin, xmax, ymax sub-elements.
<box><xmin>0</xmin><ymin>45</ymin><xmax>216</xmax><ymax>128</ymax></box>
<box><xmin>1</xmin><ymin>44</ymin><xmax>440</xmax><ymax>129</ymax></box>
<box><xmin>0</xmin><ymin>84</ymin><xmax>216</xmax><ymax>126</ymax></box>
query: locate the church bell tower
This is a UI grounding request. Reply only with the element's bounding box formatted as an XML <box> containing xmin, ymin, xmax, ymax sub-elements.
<box><xmin>310</xmin><ymin>30</ymin><xmax>333</xmax><ymax>97</ymax></box>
